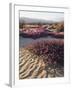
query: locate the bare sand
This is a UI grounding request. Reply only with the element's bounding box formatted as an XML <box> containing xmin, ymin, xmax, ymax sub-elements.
<box><xmin>19</xmin><ymin>48</ymin><xmax>64</xmax><ymax>79</ymax></box>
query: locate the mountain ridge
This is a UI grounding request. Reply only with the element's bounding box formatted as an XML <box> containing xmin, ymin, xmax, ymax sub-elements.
<box><xmin>19</xmin><ymin>17</ymin><xmax>63</xmax><ymax>24</ymax></box>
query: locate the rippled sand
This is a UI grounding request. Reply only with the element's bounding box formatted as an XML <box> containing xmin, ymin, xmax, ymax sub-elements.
<box><xmin>19</xmin><ymin>48</ymin><xmax>64</xmax><ymax>79</ymax></box>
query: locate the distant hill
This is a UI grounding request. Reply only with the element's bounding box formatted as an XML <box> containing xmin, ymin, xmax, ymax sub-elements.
<box><xmin>19</xmin><ymin>17</ymin><xmax>57</xmax><ymax>24</ymax></box>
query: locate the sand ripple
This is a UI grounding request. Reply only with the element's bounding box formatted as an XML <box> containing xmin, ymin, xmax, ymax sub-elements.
<box><xmin>19</xmin><ymin>48</ymin><xmax>64</xmax><ymax>79</ymax></box>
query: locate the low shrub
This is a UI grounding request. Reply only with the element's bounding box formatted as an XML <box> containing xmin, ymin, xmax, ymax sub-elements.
<box><xmin>25</xmin><ymin>39</ymin><xmax>64</xmax><ymax>66</ymax></box>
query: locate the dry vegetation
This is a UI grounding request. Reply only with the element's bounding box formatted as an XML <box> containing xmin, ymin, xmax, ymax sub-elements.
<box><xmin>19</xmin><ymin>21</ymin><xmax>64</xmax><ymax>32</ymax></box>
<box><xmin>19</xmin><ymin>22</ymin><xmax>64</xmax><ymax>39</ymax></box>
<box><xmin>25</xmin><ymin>39</ymin><xmax>64</xmax><ymax>66</ymax></box>
<box><xmin>48</xmin><ymin>22</ymin><xmax>64</xmax><ymax>32</ymax></box>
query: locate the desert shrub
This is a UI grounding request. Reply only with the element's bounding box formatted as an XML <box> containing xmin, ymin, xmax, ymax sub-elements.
<box><xmin>25</xmin><ymin>39</ymin><xmax>64</xmax><ymax>66</ymax></box>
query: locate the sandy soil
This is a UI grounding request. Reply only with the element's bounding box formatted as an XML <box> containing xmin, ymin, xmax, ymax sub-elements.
<box><xmin>19</xmin><ymin>48</ymin><xmax>64</xmax><ymax>79</ymax></box>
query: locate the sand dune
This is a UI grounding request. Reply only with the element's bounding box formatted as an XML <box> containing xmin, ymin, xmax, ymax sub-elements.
<box><xmin>19</xmin><ymin>48</ymin><xmax>64</xmax><ymax>79</ymax></box>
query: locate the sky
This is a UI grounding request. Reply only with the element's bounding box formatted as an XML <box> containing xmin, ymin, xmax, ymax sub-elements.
<box><xmin>20</xmin><ymin>11</ymin><xmax>64</xmax><ymax>22</ymax></box>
